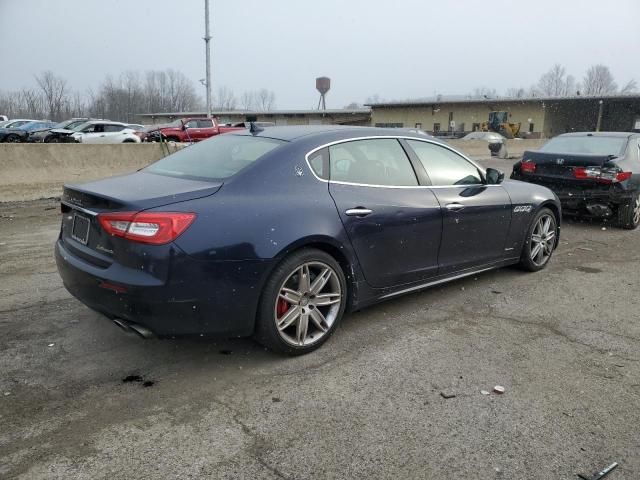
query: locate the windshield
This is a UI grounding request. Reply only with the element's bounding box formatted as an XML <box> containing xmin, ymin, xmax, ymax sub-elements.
<box><xmin>70</xmin><ymin>121</ymin><xmax>92</xmax><ymax>132</ymax></box>
<box><xmin>146</xmin><ymin>134</ymin><xmax>285</xmax><ymax>179</ymax></box>
<box><xmin>540</xmin><ymin>136</ymin><xmax>627</xmax><ymax>156</ymax></box>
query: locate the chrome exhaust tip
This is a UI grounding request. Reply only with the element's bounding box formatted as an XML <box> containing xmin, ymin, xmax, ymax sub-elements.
<box><xmin>112</xmin><ymin>318</ymin><xmax>155</xmax><ymax>339</ymax></box>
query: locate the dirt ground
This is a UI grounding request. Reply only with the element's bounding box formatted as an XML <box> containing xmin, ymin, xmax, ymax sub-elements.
<box><xmin>1</xmin><ymin>168</ymin><xmax>639</xmax><ymax>479</ymax></box>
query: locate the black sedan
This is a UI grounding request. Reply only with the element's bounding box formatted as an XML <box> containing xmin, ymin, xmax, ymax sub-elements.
<box><xmin>0</xmin><ymin>121</ymin><xmax>57</xmax><ymax>142</ymax></box>
<box><xmin>56</xmin><ymin>126</ymin><xmax>561</xmax><ymax>355</ymax></box>
<box><xmin>511</xmin><ymin>132</ymin><xmax>640</xmax><ymax>229</ymax></box>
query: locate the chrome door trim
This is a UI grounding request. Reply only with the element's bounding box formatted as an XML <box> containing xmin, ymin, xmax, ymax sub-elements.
<box><xmin>304</xmin><ymin>135</ymin><xmax>489</xmax><ymax>187</ymax></box>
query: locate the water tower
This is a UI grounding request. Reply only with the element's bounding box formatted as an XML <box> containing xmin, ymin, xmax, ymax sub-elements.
<box><xmin>316</xmin><ymin>77</ymin><xmax>330</xmax><ymax>110</ymax></box>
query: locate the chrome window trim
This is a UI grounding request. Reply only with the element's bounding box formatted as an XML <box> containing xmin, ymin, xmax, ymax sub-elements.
<box><xmin>304</xmin><ymin>135</ymin><xmax>488</xmax><ymax>188</ymax></box>
<box><xmin>61</xmin><ymin>200</ymin><xmax>98</xmax><ymax>217</ymax></box>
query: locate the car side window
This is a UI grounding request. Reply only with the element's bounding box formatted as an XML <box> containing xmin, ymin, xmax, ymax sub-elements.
<box><xmin>197</xmin><ymin>119</ymin><xmax>213</xmax><ymax>128</ymax></box>
<box><xmin>407</xmin><ymin>140</ymin><xmax>483</xmax><ymax>186</ymax></box>
<box><xmin>308</xmin><ymin>148</ymin><xmax>329</xmax><ymax>180</ymax></box>
<box><xmin>185</xmin><ymin>120</ymin><xmax>199</xmax><ymax>128</ymax></box>
<box><xmin>105</xmin><ymin>125</ymin><xmax>124</xmax><ymax>132</ymax></box>
<box><xmin>328</xmin><ymin>139</ymin><xmax>418</xmax><ymax>186</ymax></box>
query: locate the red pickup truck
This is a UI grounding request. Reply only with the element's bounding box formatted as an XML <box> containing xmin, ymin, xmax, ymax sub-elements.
<box><xmin>148</xmin><ymin>117</ymin><xmax>244</xmax><ymax>143</ymax></box>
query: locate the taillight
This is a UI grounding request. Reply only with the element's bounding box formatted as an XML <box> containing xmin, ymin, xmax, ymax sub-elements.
<box><xmin>520</xmin><ymin>160</ymin><xmax>536</xmax><ymax>174</ymax></box>
<box><xmin>573</xmin><ymin>167</ymin><xmax>631</xmax><ymax>184</ymax></box>
<box><xmin>97</xmin><ymin>212</ymin><xmax>196</xmax><ymax>245</ymax></box>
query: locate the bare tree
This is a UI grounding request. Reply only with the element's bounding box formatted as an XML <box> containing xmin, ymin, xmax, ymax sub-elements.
<box><xmin>471</xmin><ymin>87</ymin><xmax>497</xmax><ymax>99</ymax></box>
<box><xmin>344</xmin><ymin>102</ymin><xmax>362</xmax><ymax>109</ymax></box>
<box><xmin>215</xmin><ymin>86</ymin><xmax>237</xmax><ymax>111</ymax></box>
<box><xmin>505</xmin><ymin>87</ymin><xmax>526</xmax><ymax>98</ymax></box>
<box><xmin>256</xmin><ymin>89</ymin><xmax>275</xmax><ymax>111</ymax></box>
<box><xmin>240</xmin><ymin>91</ymin><xmax>255</xmax><ymax>110</ymax></box>
<box><xmin>535</xmin><ymin>64</ymin><xmax>577</xmax><ymax>97</ymax></box>
<box><xmin>620</xmin><ymin>79</ymin><xmax>638</xmax><ymax>95</ymax></box>
<box><xmin>35</xmin><ymin>71</ymin><xmax>68</xmax><ymax>121</ymax></box>
<box><xmin>365</xmin><ymin>94</ymin><xmax>382</xmax><ymax>104</ymax></box>
<box><xmin>582</xmin><ymin>64</ymin><xmax>618</xmax><ymax>95</ymax></box>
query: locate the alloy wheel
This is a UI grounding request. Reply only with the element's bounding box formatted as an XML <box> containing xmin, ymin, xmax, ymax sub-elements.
<box><xmin>274</xmin><ymin>261</ymin><xmax>342</xmax><ymax>347</ymax></box>
<box><xmin>530</xmin><ymin>214</ymin><xmax>556</xmax><ymax>266</ymax></box>
<box><xmin>633</xmin><ymin>196</ymin><xmax>640</xmax><ymax>225</ymax></box>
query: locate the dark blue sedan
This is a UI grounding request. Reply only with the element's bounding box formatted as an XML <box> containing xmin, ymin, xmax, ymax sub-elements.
<box><xmin>55</xmin><ymin>126</ymin><xmax>561</xmax><ymax>354</ymax></box>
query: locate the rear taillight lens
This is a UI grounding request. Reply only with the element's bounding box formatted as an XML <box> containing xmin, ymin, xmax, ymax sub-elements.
<box><xmin>520</xmin><ymin>160</ymin><xmax>536</xmax><ymax>174</ymax></box>
<box><xmin>573</xmin><ymin>167</ymin><xmax>631</xmax><ymax>184</ymax></box>
<box><xmin>98</xmin><ymin>212</ymin><xmax>196</xmax><ymax>245</ymax></box>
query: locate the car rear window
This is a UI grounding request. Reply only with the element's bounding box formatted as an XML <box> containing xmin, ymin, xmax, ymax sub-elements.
<box><xmin>540</xmin><ymin>136</ymin><xmax>627</xmax><ymax>156</ymax></box>
<box><xmin>145</xmin><ymin>134</ymin><xmax>285</xmax><ymax>180</ymax></box>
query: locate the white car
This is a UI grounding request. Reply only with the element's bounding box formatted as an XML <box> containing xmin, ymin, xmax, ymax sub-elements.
<box><xmin>70</xmin><ymin>121</ymin><xmax>141</xmax><ymax>144</ymax></box>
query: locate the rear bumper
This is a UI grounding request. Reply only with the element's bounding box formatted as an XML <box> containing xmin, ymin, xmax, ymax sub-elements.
<box><xmin>512</xmin><ymin>175</ymin><xmax>634</xmax><ymax>216</ymax></box>
<box><xmin>55</xmin><ymin>239</ymin><xmax>273</xmax><ymax>338</ymax></box>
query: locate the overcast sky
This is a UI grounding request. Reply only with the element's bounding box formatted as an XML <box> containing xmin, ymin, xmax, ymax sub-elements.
<box><xmin>1</xmin><ymin>0</ymin><xmax>638</xmax><ymax>109</ymax></box>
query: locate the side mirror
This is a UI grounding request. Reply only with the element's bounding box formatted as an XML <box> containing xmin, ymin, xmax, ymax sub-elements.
<box><xmin>485</xmin><ymin>167</ymin><xmax>504</xmax><ymax>185</ymax></box>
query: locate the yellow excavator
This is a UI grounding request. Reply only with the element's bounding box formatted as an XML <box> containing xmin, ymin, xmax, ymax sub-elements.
<box><xmin>480</xmin><ymin>111</ymin><xmax>521</xmax><ymax>139</ymax></box>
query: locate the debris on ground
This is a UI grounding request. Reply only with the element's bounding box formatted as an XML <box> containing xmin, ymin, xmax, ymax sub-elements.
<box><xmin>440</xmin><ymin>391</ymin><xmax>457</xmax><ymax>399</ymax></box>
<box><xmin>577</xmin><ymin>461</ymin><xmax>618</xmax><ymax>480</ymax></box>
<box><xmin>47</xmin><ymin>343</ymin><xmax>54</xmax><ymax>347</ymax></box>
<box><xmin>480</xmin><ymin>390</ymin><xmax>490</xmax><ymax>395</ymax></box>
<box><xmin>601</xmin><ymin>227</ymin><xmax>607</xmax><ymax>231</ymax></box>
<box><xmin>494</xmin><ymin>385</ymin><xmax>505</xmax><ymax>394</ymax></box>
<box><xmin>577</xmin><ymin>247</ymin><xmax>594</xmax><ymax>252</ymax></box>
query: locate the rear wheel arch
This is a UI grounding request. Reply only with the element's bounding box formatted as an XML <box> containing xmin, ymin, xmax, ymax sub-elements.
<box><xmin>263</xmin><ymin>238</ymin><xmax>357</xmax><ymax>311</ymax></box>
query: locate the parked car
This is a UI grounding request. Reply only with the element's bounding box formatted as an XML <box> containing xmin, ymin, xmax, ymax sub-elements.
<box><xmin>69</xmin><ymin>121</ymin><xmax>141</xmax><ymax>144</ymax></box>
<box><xmin>0</xmin><ymin>115</ymin><xmax>8</xmax><ymax>122</ymax></box>
<box><xmin>0</xmin><ymin>118</ymin><xmax>39</xmax><ymax>130</ymax></box>
<box><xmin>511</xmin><ymin>132</ymin><xmax>640</xmax><ymax>229</ymax></box>
<box><xmin>27</xmin><ymin>118</ymin><xmax>91</xmax><ymax>143</ymax></box>
<box><xmin>145</xmin><ymin>117</ymin><xmax>244</xmax><ymax>143</ymax></box>
<box><xmin>462</xmin><ymin>131</ymin><xmax>508</xmax><ymax>157</ymax></box>
<box><xmin>0</xmin><ymin>120</ymin><xmax>57</xmax><ymax>142</ymax></box>
<box><xmin>56</xmin><ymin>126</ymin><xmax>561</xmax><ymax>354</ymax></box>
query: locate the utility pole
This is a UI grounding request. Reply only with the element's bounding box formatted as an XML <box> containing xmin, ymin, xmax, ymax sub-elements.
<box><xmin>204</xmin><ymin>0</ymin><xmax>212</xmax><ymax>118</ymax></box>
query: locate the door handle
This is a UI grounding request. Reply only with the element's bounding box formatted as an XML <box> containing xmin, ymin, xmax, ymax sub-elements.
<box><xmin>445</xmin><ymin>203</ymin><xmax>465</xmax><ymax>211</ymax></box>
<box><xmin>345</xmin><ymin>208</ymin><xmax>373</xmax><ymax>217</ymax></box>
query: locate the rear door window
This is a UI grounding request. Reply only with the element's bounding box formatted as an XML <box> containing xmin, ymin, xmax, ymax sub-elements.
<box><xmin>185</xmin><ymin>120</ymin><xmax>199</xmax><ymax>128</ymax></box>
<box><xmin>407</xmin><ymin>140</ymin><xmax>483</xmax><ymax>186</ymax></box>
<box><xmin>197</xmin><ymin>119</ymin><xmax>213</xmax><ymax>128</ymax></box>
<box><xmin>328</xmin><ymin>139</ymin><xmax>418</xmax><ymax>186</ymax></box>
<box><xmin>104</xmin><ymin>124</ymin><xmax>124</xmax><ymax>132</ymax></box>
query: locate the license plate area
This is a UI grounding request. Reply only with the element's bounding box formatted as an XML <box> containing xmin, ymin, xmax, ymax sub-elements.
<box><xmin>71</xmin><ymin>213</ymin><xmax>90</xmax><ymax>245</ymax></box>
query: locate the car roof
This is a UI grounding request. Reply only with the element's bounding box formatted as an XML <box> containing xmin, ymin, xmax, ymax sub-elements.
<box><xmin>232</xmin><ymin>125</ymin><xmax>444</xmax><ymax>144</ymax></box>
<box><xmin>556</xmin><ymin>131</ymin><xmax>637</xmax><ymax>138</ymax></box>
<box><xmin>84</xmin><ymin>120</ymin><xmax>127</xmax><ymax>126</ymax></box>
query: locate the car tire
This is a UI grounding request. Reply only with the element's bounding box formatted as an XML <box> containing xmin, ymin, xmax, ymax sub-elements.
<box><xmin>616</xmin><ymin>192</ymin><xmax>640</xmax><ymax>230</ymax></box>
<box><xmin>45</xmin><ymin>136</ymin><xmax>58</xmax><ymax>143</ymax></box>
<box><xmin>122</xmin><ymin>139</ymin><xmax>136</xmax><ymax>143</ymax></box>
<box><xmin>5</xmin><ymin>134</ymin><xmax>21</xmax><ymax>143</ymax></box>
<box><xmin>164</xmin><ymin>136</ymin><xmax>179</xmax><ymax>143</ymax></box>
<box><xmin>519</xmin><ymin>207</ymin><xmax>558</xmax><ymax>272</ymax></box>
<box><xmin>254</xmin><ymin>248</ymin><xmax>347</xmax><ymax>355</ymax></box>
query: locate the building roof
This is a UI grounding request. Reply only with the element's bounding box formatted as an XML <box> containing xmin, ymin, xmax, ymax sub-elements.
<box><xmin>366</xmin><ymin>94</ymin><xmax>640</xmax><ymax>108</ymax></box>
<box><xmin>137</xmin><ymin>108</ymin><xmax>371</xmax><ymax>117</ymax></box>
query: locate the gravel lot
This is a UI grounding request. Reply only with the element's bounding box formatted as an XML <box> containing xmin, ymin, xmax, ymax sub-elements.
<box><xmin>1</xmin><ymin>158</ymin><xmax>639</xmax><ymax>479</ymax></box>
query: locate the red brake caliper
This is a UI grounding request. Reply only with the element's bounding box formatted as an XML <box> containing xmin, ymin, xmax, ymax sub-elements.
<box><xmin>277</xmin><ymin>298</ymin><xmax>289</xmax><ymax>317</ymax></box>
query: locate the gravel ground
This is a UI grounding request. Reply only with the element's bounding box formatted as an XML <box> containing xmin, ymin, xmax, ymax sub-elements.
<box><xmin>1</xmin><ymin>163</ymin><xmax>638</xmax><ymax>479</ymax></box>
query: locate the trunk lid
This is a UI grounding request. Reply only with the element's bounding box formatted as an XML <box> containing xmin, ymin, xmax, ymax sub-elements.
<box><xmin>519</xmin><ymin>150</ymin><xmax>618</xmax><ymax>186</ymax></box>
<box><xmin>60</xmin><ymin>171</ymin><xmax>221</xmax><ymax>267</ymax></box>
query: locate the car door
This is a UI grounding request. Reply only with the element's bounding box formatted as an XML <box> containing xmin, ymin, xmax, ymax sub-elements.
<box><xmin>183</xmin><ymin>119</ymin><xmax>200</xmax><ymax>141</ymax></box>
<box><xmin>405</xmin><ymin>139</ymin><xmax>512</xmax><ymax>275</ymax></box>
<box><xmin>324</xmin><ymin>138</ymin><xmax>442</xmax><ymax>289</ymax></box>
<box><xmin>99</xmin><ymin>124</ymin><xmax>128</xmax><ymax>143</ymax></box>
<box><xmin>197</xmin><ymin>119</ymin><xmax>215</xmax><ymax>140</ymax></box>
<box><xmin>78</xmin><ymin>124</ymin><xmax>105</xmax><ymax>144</ymax></box>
